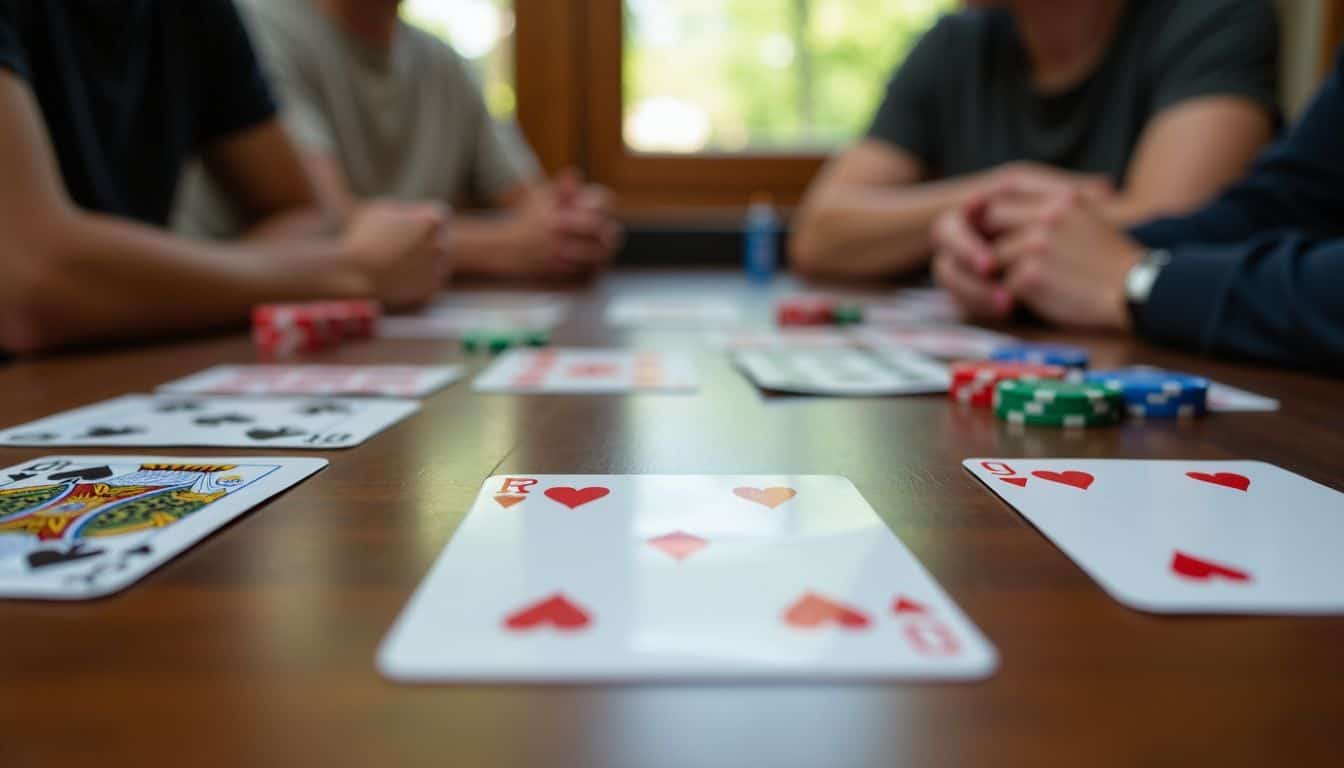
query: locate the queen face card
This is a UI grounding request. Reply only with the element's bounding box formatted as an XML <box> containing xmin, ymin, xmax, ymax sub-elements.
<box><xmin>378</xmin><ymin>474</ymin><xmax>997</xmax><ymax>683</ymax></box>
<box><xmin>963</xmin><ymin>459</ymin><xmax>1344</xmax><ymax>614</ymax></box>
<box><xmin>0</xmin><ymin>455</ymin><xmax>326</xmax><ymax>599</ymax></box>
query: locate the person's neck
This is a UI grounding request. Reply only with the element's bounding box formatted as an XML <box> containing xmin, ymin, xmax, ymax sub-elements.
<box><xmin>1013</xmin><ymin>0</ymin><xmax>1126</xmax><ymax>92</ymax></box>
<box><xmin>315</xmin><ymin>0</ymin><xmax>400</xmax><ymax>52</ymax></box>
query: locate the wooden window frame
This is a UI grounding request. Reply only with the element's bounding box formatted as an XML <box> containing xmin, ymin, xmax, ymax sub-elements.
<box><xmin>517</xmin><ymin>0</ymin><xmax>1344</xmax><ymax>214</ymax></box>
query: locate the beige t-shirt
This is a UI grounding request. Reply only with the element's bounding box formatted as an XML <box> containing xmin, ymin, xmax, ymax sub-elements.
<box><xmin>174</xmin><ymin>0</ymin><xmax>539</xmax><ymax>237</ymax></box>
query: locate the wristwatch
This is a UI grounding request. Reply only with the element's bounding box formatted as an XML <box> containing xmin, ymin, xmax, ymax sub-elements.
<box><xmin>1125</xmin><ymin>249</ymin><xmax>1172</xmax><ymax>319</ymax></box>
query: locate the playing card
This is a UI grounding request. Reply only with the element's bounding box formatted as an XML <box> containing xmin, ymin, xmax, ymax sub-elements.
<box><xmin>963</xmin><ymin>459</ymin><xmax>1344</xmax><ymax>614</ymax></box>
<box><xmin>0</xmin><ymin>395</ymin><xmax>420</xmax><ymax>449</ymax></box>
<box><xmin>706</xmin><ymin>328</ymin><xmax>854</xmax><ymax>351</ymax></box>
<box><xmin>0</xmin><ymin>455</ymin><xmax>325</xmax><ymax>599</ymax></box>
<box><xmin>735</xmin><ymin>347</ymin><xmax>949</xmax><ymax>396</ymax></box>
<box><xmin>863</xmin><ymin>288</ymin><xmax>964</xmax><ymax>325</ymax></box>
<box><xmin>378</xmin><ymin>292</ymin><xmax>570</xmax><ymax>339</ymax></box>
<box><xmin>605</xmin><ymin>297</ymin><xmax>740</xmax><ymax>327</ymax></box>
<box><xmin>853</xmin><ymin>324</ymin><xmax>1018</xmax><ymax>360</ymax></box>
<box><xmin>158</xmin><ymin>365</ymin><xmax>462</xmax><ymax>398</ymax></box>
<box><xmin>1205</xmin><ymin>381</ymin><xmax>1281</xmax><ymax>412</ymax></box>
<box><xmin>473</xmin><ymin>349</ymin><xmax>698</xmax><ymax>394</ymax></box>
<box><xmin>378</xmin><ymin>474</ymin><xmax>997</xmax><ymax>682</ymax></box>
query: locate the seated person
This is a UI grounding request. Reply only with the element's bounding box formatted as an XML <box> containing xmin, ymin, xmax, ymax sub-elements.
<box><xmin>792</xmin><ymin>0</ymin><xmax>1280</xmax><ymax>279</ymax></box>
<box><xmin>931</xmin><ymin>47</ymin><xmax>1344</xmax><ymax>373</ymax></box>
<box><xmin>0</xmin><ymin>0</ymin><xmax>449</xmax><ymax>354</ymax></box>
<box><xmin>177</xmin><ymin>0</ymin><xmax>620</xmax><ymax>279</ymax></box>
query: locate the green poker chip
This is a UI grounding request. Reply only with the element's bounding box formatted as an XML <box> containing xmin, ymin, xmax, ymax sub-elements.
<box><xmin>462</xmin><ymin>328</ymin><xmax>551</xmax><ymax>354</ymax></box>
<box><xmin>996</xmin><ymin>378</ymin><xmax>1123</xmax><ymax>403</ymax></box>
<box><xmin>831</xmin><ymin>304</ymin><xmax>865</xmax><ymax>325</ymax></box>
<box><xmin>995</xmin><ymin>408</ymin><xmax>1122</xmax><ymax>428</ymax></box>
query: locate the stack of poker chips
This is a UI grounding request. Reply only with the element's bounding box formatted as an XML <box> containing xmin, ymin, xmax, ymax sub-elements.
<box><xmin>252</xmin><ymin>300</ymin><xmax>381</xmax><ymax>358</ymax></box>
<box><xmin>990</xmin><ymin>343</ymin><xmax>1090</xmax><ymax>369</ymax></box>
<box><xmin>1083</xmin><ymin>368</ymin><xmax>1210</xmax><ymax>419</ymax></box>
<box><xmin>461</xmin><ymin>328</ymin><xmax>551</xmax><ymax>354</ymax></box>
<box><xmin>948</xmin><ymin>361</ymin><xmax>1067</xmax><ymax>408</ymax></box>
<box><xmin>993</xmin><ymin>379</ymin><xmax>1125</xmax><ymax>428</ymax></box>
<box><xmin>775</xmin><ymin>297</ymin><xmax>865</xmax><ymax>326</ymax></box>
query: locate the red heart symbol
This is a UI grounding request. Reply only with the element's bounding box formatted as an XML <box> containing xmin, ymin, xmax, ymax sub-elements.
<box><xmin>1031</xmin><ymin>470</ymin><xmax>1094</xmax><ymax>491</ymax></box>
<box><xmin>544</xmin><ymin>486</ymin><xmax>610</xmax><ymax>509</ymax></box>
<box><xmin>1170</xmin><ymin>551</ymin><xmax>1252</xmax><ymax>583</ymax></box>
<box><xmin>783</xmin><ymin>592</ymin><xmax>871</xmax><ymax>630</ymax></box>
<box><xmin>892</xmin><ymin>595</ymin><xmax>928</xmax><ymax>615</ymax></box>
<box><xmin>733</xmin><ymin>486</ymin><xmax>797</xmax><ymax>509</ymax></box>
<box><xmin>1000</xmin><ymin>477</ymin><xmax>1028</xmax><ymax>487</ymax></box>
<box><xmin>503</xmin><ymin>593</ymin><xmax>592</xmax><ymax>631</ymax></box>
<box><xmin>1185</xmin><ymin>472</ymin><xmax>1250</xmax><ymax>492</ymax></box>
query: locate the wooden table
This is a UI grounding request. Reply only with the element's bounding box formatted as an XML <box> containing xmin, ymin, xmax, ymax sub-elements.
<box><xmin>3</xmin><ymin>269</ymin><xmax>1342</xmax><ymax>768</ymax></box>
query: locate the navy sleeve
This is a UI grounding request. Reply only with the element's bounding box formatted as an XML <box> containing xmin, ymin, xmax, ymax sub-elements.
<box><xmin>0</xmin><ymin>0</ymin><xmax>28</xmax><ymax>79</ymax></box>
<box><xmin>1137</xmin><ymin>235</ymin><xmax>1344</xmax><ymax>372</ymax></box>
<box><xmin>194</xmin><ymin>0</ymin><xmax>278</xmax><ymax>147</ymax></box>
<box><xmin>1133</xmin><ymin>47</ymin><xmax>1344</xmax><ymax>249</ymax></box>
<box><xmin>865</xmin><ymin>14</ymin><xmax>954</xmax><ymax>166</ymax></box>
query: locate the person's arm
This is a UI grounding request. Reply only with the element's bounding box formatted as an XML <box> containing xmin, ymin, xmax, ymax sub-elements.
<box><xmin>1136</xmin><ymin>236</ymin><xmax>1344</xmax><ymax>371</ymax></box>
<box><xmin>0</xmin><ymin>74</ymin><xmax>443</xmax><ymax>353</ymax></box>
<box><xmin>1100</xmin><ymin>96</ymin><xmax>1272</xmax><ymax>225</ymax></box>
<box><xmin>1134</xmin><ymin>49</ymin><xmax>1344</xmax><ymax>249</ymax></box>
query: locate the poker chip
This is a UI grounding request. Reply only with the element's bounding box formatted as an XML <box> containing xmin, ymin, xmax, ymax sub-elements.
<box><xmin>1083</xmin><ymin>367</ymin><xmax>1209</xmax><ymax>420</ymax></box>
<box><xmin>462</xmin><ymin>328</ymin><xmax>551</xmax><ymax>354</ymax></box>
<box><xmin>948</xmin><ymin>361</ymin><xmax>1066</xmax><ymax>408</ymax></box>
<box><xmin>831</xmin><ymin>304</ymin><xmax>865</xmax><ymax>325</ymax></box>
<box><xmin>776</xmin><ymin>297</ymin><xmax>836</xmax><ymax>327</ymax></box>
<box><xmin>993</xmin><ymin>379</ymin><xmax>1124</xmax><ymax>428</ymax></box>
<box><xmin>252</xmin><ymin>300</ymin><xmax>381</xmax><ymax>358</ymax></box>
<box><xmin>990</xmin><ymin>343</ymin><xmax>1090</xmax><ymax>369</ymax></box>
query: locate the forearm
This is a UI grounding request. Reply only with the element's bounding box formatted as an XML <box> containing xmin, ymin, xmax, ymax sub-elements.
<box><xmin>446</xmin><ymin>215</ymin><xmax>525</xmax><ymax>278</ymax></box>
<box><xmin>1137</xmin><ymin>235</ymin><xmax>1344</xmax><ymax>371</ymax></box>
<box><xmin>6</xmin><ymin>211</ymin><xmax>364</xmax><ymax>351</ymax></box>
<box><xmin>791</xmin><ymin>174</ymin><xmax>991</xmax><ymax>279</ymax></box>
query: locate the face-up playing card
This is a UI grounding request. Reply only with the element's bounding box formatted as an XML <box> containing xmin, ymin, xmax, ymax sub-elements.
<box><xmin>963</xmin><ymin>459</ymin><xmax>1344</xmax><ymax>614</ymax></box>
<box><xmin>473</xmin><ymin>349</ymin><xmax>698</xmax><ymax>394</ymax></box>
<box><xmin>0</xmin><ymin>455</ymin><xmax>325</xmax><ymax>599</ymax></box>
<box><xmin>378</xmin><ymin>292</ymin><xmax>570</xmax><ymax>339</ymax></box>
<box><xmin>378</xmin><ymin>474</ymin><xmax>997</xmax><ymax>682</ymax></box>
<box><xmin>735</xmin><ymin>347</ymin><xmax>949</xmax><ymax>396</ymax></box>
<box><xmin>853</xmin><ymin>324</ymin><xmax>1018</xmax><ymax>360</ymax></box>
<box><xmin>0</xmin><ymin>395</ymin><xmax>420</xmax><ymax>449</ymax></box>
<box><xmin>862</xmin><ymin>288</ymin><xmax>964</xmax><ymax>325</ymax></box>
<box><xmin>158</xmin><ymin>365</ymin><xmax>462</xmax><ymax>398</ymax></box>
<box><xmin>605</xmin><ymin>297</ymin><xmax>741</xmax><ymax>327</ymax></box>
<box><xmin>706</xmin><ymin>328</ymin><xmax>854</xmax><ymax>351</ymax></box>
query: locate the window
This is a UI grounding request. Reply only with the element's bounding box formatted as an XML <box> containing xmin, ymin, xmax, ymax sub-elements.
<box><xmin>402</xmin><ymin>0</ymin><xmax>518</xmax><ymax>120</ymax></box>
<box><xmin>622</xmin><ymin>0</ymin><xmax>954</xmax><ymax>154</ymax></box>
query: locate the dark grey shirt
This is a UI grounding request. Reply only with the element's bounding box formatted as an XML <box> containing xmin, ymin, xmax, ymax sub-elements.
<box><xmin>867</xmin><ymin>0</ymin><xmax>1279</xmax><ymax>183</ymax></box>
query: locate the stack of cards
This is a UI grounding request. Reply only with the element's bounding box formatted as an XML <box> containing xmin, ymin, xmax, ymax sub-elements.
<box><xmin>158</xmin><ymin>364</ymin><xmax>462</xmax><ymax>398</ymax></box>
<box><xmin>606</xmin><ymin>297</ymin><xmax>740</xmax><ymax>327</ymax></box>
<box><xmin>378</xmin><ymin>474</ymin><xmax>998</xmax><ymax>682</ymax></box>
<box><xmin>379</xmin><ymin>293</ymin><xmax>570</xmax><ymax>339</ymax></box>
<box><xmin>963</xmin><ymin>459</ymin><xmax>1344</xmax><ymax>614</ymax></box>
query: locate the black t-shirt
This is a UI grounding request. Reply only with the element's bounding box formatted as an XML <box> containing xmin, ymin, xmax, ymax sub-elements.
<box><xmin>867</xmin><ymin>0</ymin><xmax>1280</xmax><ymax>183</ymax></box>
<box><xmin>0</xmin><ymin>0</ymin><xmax>276</xmax><ymax>226</ymax></box>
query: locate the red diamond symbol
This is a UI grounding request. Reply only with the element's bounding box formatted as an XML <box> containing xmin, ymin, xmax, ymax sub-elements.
<box><xmin>647</xmin><ymin>531</ymin><xmax>708</xmax><ymax>562</ymax></box>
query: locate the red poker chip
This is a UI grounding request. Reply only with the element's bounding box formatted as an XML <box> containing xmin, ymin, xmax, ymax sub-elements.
<box><xmin>948</xmin><ymin>360</ymin><xmax>1065</xmax><ymax>408</ymax></box>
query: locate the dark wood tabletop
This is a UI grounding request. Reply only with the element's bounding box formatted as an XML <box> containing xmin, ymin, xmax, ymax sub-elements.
<box><xmin>2</xmin><ymin>268</ymin><xmax>1342</xmax><ymax>768</ymax></box>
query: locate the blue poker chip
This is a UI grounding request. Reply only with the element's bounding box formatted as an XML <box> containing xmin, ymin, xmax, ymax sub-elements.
<box><xmin>990</xmin><ymin>343</ymin><xmax>1090</xmax><ymax>369</ymax></box>
<box><xmin>1084</xmin><ymin>367</ymin><xmax>1210</xmax><ymax>419</ymax></box>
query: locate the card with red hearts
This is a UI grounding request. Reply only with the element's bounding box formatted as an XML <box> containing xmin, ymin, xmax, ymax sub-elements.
<box><xmin>472</xmin><ymin>349</ymin><xmax>698</xmax><ymax>394</ymax></box>
<box><xmin>963</xmin><ymin>459</ymin><xmax>1344</xmax><ymax>614</ymax></box>
<box><xmin>378</xmin><ymin>474</ymin><xmax>998</xmax><ymax>682</ymax></box>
